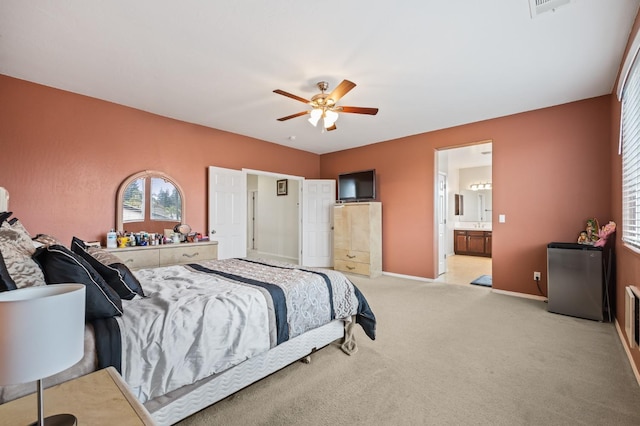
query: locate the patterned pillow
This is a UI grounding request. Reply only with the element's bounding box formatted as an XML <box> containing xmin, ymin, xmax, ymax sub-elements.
<box><xmin>8</xmin><ymin>218</ymin><xmax>31</xmax><ymax>238</ymax></box>
<box><xmin>0</xmin><ymin>222</ymin><xmax>46</xmax><ymax>288</ymax></box>
<box><xmin>71</xmin><ymin>237</ymin><xmax>144</xmax><ymax>300</ymax></box>
<box><xmin>86</xmin><ymin>246</ymin><xmax>122</xmax><ymax>266</ymax></box>
<box><xmin>33</xmin><ymin>233</ymin><xmax>63</xmax><ymax>247</ymax></box>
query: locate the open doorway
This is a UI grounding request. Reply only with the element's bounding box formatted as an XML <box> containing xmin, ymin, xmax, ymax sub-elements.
<box><xmin>245</xmin><ymin>171</ymin><xmax>301</xmax><ymax>264</ymax></box>
<box><xmin>435</xmin><ymin>142</ymin><xmax>493</xmax><ymax>286</ymax></box>
<box><xmin>208</xmin><ymin>166</ymin><xmax>333</xmax><ymax>267</ymax></box>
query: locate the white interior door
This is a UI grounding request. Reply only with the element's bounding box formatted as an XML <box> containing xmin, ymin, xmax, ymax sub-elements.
<box><xmin>208</xmin><ymin>166</ymin><xmax>247</xmax><ymax>259</ymax></box>
<box><xmin>437</xmin><ymin>172</ymin><xmax>447</xmax><ymax>275</ymax></box>
<box><xmin>301</xmin><ymin>179</ymin><xmax>336</xmax><ymax>267</ymax></box>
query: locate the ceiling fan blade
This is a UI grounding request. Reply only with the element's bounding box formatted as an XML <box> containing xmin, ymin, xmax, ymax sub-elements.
<box><xmin>273</xmin><ymin>89</ymin><xmax>310</xmax><ymax>104</ymax></box>
<box><xmin>326</xmin><ymin>124</ymin><xmax>337</xmax><ymax>131</ymax></box>
<box><xmin>327</xmin><ymin>80</ymin><xmax>356</xmax><ymax>103</ymax></box>
<box><xmin>340</xmin><ymin>106</ymin><xmax>379</xmax><ymax>115</ymax></box>
<box><xmin>276</xmin><ymin>111</ymin><xmax>309</xmax><ymax>121</ymax></box>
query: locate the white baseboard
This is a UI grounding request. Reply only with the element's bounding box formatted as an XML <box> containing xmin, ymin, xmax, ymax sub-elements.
<box><xmin>382</xmin><ymin>271</ymin><xmax>433</xmax><ymax>282</ymax></box>
<box><xmin>615</xmin><ymin>318</ymin><xmax>640</xmax><ymax>387</ymax></box>
<box><xmin>491</xmin><ymin>288</ymin><xmax>547</xmax><ymax>301</ymax></box>
<box><xmin>382</xmin><ymin>272</ymin><xmax>549</xmax><ymax>302</ymax></box>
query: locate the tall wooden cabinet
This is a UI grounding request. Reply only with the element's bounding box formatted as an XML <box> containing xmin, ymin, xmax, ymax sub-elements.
<box><xmin>333</xmin><ymin>202</ymin><xmax>382</xmax><ymax>278</ymax></box>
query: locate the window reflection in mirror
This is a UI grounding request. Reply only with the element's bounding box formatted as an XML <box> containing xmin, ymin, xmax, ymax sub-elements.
<box><xmin>117</xmin><ymin>171</ymin><xmax>184</xmax><ymax>234</ymax></box>
<box><xmin>123</xmin><ymin>178</ymin><xmax>145</xmax><ymax>222</ymax></box>
<box><xmin>149</xmin><ymin>177</ymin><xmax>182</xmax><ymax>221</ymax></box>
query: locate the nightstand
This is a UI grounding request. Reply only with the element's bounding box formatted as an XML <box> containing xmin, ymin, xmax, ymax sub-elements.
<box><xmin>0</xmin><ymin>367</ymin><xmax>155</xmax><ymax>425</ymax></box>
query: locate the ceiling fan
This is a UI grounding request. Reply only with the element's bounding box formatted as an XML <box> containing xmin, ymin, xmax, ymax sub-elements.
<box><xmin>273</xmin><ymin>80</ymin><xmax>378</xmax><ymax>131</ymax></box>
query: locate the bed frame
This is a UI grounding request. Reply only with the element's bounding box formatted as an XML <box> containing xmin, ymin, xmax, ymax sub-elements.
<box><xmin>145</xmin><ymin>319</ymin><xmax>345</xmax><ymax>425</ymax></box>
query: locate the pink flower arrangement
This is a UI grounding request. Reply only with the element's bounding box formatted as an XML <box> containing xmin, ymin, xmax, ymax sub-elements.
<box><xmin>594</xmin><ymin>221</ymin><xmax>616</xmax><ymax>247</ymax></box>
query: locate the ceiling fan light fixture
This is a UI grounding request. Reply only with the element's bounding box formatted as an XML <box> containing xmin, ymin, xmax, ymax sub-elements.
<box><xmin>308</xmin><ymin>108</ymin><xmax>322</xmax><ymax>126</ymax></box>
<box><xmin>274</xmin><ymin>79</ymin><xmax>378</xmax><ymax>131</ymax></box>
<box><xmin>323</xmin><ymin>110</ymin><xmax>339</xmax><ymax>128</ymax></box>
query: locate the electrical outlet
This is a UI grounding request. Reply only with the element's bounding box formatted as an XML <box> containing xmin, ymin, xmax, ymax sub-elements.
<box><xmin>533</xmin><ymin>271</ymin><xmax>541</xmax><ymax>281</ymax></box>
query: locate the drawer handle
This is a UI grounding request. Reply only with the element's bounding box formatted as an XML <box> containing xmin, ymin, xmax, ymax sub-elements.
<box><xmin>182</xmin><ymin>252</ymin><xmax>199</xmax><ymax>258</ymax></box>
<box><xmin>346</xmin><ymin>265</ymin><xmax>355</xmax><ymax>270</ymax></box>
<box><xmin>346</xmin><ymin>254</ymin><xmax>356</xmax><ymax>259</ymax></box>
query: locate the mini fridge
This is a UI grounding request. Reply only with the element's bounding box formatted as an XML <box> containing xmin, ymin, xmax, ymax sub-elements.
<box><xmin>547</xmin><ymin>242</ymin><xmax>603</xmax><ymax>321</ymax></box>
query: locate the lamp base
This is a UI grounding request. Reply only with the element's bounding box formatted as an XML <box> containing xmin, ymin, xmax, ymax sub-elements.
<box><xmin>29</xmin><ymin>413</ymin><xmax>77</xmax><ymax>426</ymax></box>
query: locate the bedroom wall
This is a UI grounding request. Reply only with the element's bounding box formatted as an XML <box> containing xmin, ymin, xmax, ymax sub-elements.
<box><xmin>0</xmin><ymin>74</ymin><xmax>614</xmax><ymax>300</ymax></box>
<box><xmin>0</xmin><ymin>75</ymin><xmax>321</xmax><ymax>246</ymax></box>
<box><xmin>320</xmin><ymin>96</ymin><xmax>613</xmax><ymax>296</ymax></box>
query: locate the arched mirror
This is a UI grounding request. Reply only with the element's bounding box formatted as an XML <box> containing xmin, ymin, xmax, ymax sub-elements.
<box><xmin>116</xmin><ymin>170</ymin><xmax>185</xmax><ymax>234</ymax></box>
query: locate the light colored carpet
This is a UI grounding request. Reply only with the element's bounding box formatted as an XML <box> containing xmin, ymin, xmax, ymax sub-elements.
<box><xmin>177</xmin><ymin>274</ymin><xmax>640</xmax><ymax>425</ymax></box>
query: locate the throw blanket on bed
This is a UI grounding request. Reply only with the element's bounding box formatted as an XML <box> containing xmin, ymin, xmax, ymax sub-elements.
<box><xmin>111</xmin><ymin>258</ymin><xmax>376</xmax><ymax>403</ymax></box>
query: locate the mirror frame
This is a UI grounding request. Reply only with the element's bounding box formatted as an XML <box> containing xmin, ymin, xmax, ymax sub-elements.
<box><xmin>116</xmin><ymin>170</ymin><xmax>185</xmax><ymax>232</ymax></box>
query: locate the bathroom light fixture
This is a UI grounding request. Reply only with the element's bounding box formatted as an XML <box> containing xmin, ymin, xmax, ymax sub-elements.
<box><xmin>470</xmin><ymin>182</ymin><xmax>492</xmax><ymax>191</ymax></box>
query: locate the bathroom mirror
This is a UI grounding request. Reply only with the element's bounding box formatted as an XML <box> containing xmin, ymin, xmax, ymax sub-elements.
<box><xmin>116</xmin><ymin>170</ymin><xmax>185</xmax><ymax>234</ymax></box>
<box><xmin>458</xmin><ymin>189</ymin><xmax>492</xmax><ymax>222</ymax></box>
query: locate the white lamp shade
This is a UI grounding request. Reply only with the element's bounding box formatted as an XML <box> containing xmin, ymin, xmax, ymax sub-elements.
<box><xmin>0</xmin><ymin>284</ymin><xmax>85</xmax><ymax>385</ymax></box>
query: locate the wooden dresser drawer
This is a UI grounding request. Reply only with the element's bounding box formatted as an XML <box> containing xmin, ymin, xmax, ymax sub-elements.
<box><xmin>334</xmin><ymin>249</ymin><xmax>371</xmax><ymax>264</ymax></box>
<box><xmin>107</xmin><ymin>241</ymin><xmax>218</xmax><ymax>269</ymax></box>
<box><xmin>160</xmin><ymin>243</ymin><xmax>218</xmax><ymax>265</ymax></box>
<box><xmin>334</xmin><ymin>260</ymin><xmax>371</xmax><ymax>276</ymax></box>
<box><xmin>111</xmin><ymin>248</ymin><xmax>159</xmax><ymax>270</ymax></box>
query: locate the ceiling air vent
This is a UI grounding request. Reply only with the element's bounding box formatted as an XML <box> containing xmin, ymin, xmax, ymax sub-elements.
<box><xmin>529</xmin><ymin>0</ymin><xmax>570</xmax><ymax>18</ymax></box>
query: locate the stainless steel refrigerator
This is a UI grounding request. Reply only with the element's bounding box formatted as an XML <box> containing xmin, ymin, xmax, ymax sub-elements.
<box><xmin>547</xmin><ymin>242</ymin><xmax>603</xmax><ymax>321</ymax></box>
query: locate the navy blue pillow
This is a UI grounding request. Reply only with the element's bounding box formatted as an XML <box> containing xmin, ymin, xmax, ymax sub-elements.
<box><xmin>0</xmin><ymin>211</ymin><xmax>12</xmax><ymax>225</ymax></box>
<box><xmin>0</xmin><ymin>250</ymin><xmax>17</xmax><ymax>292</ymax></box>
<box><xmin>34</xmin><ymin>244</ymin><xmax>123</xmax><ymax>321</ymax></box>
<box><xmin>70</xmin><ymin>237</ymin><xmax>144</xmax><ymax>300</ymax></box>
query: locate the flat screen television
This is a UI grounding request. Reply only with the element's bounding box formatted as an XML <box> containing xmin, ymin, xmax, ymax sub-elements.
<box><xmin>338</xmin><ymin>169</ymin><xmax>376</xmax><ymax>202</ymax></box>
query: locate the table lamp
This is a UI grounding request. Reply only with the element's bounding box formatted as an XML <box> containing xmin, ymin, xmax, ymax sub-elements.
<box><xmin>0</xmin><ymin>284</ymin><xmax>85</xmax><ymax>426</ymax></box>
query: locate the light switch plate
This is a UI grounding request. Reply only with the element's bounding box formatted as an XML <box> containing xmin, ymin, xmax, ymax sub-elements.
<box><xmin>499</xmin><ymin>214</ymin><xmax>506</xmax><ymax>223</ymax></box>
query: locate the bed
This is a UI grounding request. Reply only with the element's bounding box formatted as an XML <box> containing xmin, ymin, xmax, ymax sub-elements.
<box><xmin>0</xmin><ymin>210</ymin><xmax>376</xmax><ymax>425</ymax></box>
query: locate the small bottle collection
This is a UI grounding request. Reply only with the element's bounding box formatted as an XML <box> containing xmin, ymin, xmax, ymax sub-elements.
<box><xmin>115</xmin><ymin>231</ymin><xmax>171</xmax><ymax>248</ymax></box>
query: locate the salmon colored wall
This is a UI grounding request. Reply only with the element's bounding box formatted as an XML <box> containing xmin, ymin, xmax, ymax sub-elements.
<box><xmin>321</xmin><ymin>96</ymin><xmax>612</xmax><ymax>296</ymax></box>
<box><xmin>0</xmin><ymin>75</ymin><xmax>320</xmax><ymax>245</ymax></box>
<box><xmin>611</xmin><ymin>12</ymin><xmax>640</xmax><ymax>380</ymax></box>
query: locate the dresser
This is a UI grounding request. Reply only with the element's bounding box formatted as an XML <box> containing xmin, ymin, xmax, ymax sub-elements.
<box><xmin>107</xmin><ymin>241</ymin><xmax>218</xmax><ymax>269</ymax></box>
<box><xmin>333</xmin><ymin>202</ymin><xmax>382</xmax><ymax>278</ymax></box>
<box><xmin>0</xmin><ymin>367</ymin><xmax>156</xmax><ymax>425</ymax></box>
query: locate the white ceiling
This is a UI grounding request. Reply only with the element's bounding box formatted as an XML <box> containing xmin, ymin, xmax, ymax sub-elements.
<box><xmin>443</xmin><ymin>142</ymin><xmax>493</xmax><ymax>170</ymax></box>
<box><xmin>1</xmin><ymin>1</ymin><xmax>638</xmax><ymax>155</ymax></box>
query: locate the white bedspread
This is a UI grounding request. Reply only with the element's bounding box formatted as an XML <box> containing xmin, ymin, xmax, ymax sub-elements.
<box><xmin>116</xmin><ymin>264</ymin><xmax>271</xmax><ymax>403</ymax></box>
<box><xmin>115</xmin><ymin>259</ymin><xmax>361</xmax><ymax>403</ymax></box>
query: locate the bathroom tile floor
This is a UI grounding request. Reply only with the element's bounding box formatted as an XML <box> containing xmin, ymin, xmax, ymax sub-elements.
<box><xmin>434</xmin><ymin>254</ymin><xmax>492</xmax><ymax>286</ymax></box>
